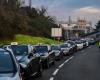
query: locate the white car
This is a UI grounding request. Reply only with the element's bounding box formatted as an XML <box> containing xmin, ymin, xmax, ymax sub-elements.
<box><xmin>75</xmin><ymin>41</ymin><xmax>84</xmax><ymax>50</ymax></box>
<box><xmin>60</xmin><ymin>43</ymin><xmax>72</xmax><ymax>55</ymax></box>
<box><xmin>0</xmin><ymin>48</ymin><xmax>22</xmax><ymax>80</ymax></box>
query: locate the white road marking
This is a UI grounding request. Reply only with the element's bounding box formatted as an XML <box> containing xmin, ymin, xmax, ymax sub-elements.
<box><xmin>50</xmin><ymin>77</ymin><xmax>54</xmax><ymax>80</ymax></box>
<box><xmin>50</xmin><ymin>56</ymin><xmax>74</xmax><ymax>80</ymax></box>
<box><xmin>53</xmin><ymin>69</ymin><xmax>59</xmax><ymax>76</ymax></box>
<box><xmin>69</xmin><ymin>56</ymin><xmax>74</xmax><ymax>60</ymax></box>
<box><xmin>59</xmin><ymin>63</ymin><xmax>64</xmax><ymax>68</ymax></box>
<box><xmin>64</xmin><ymin>59</ymin><xmax>69</xmax><ymax>63</ymax></box>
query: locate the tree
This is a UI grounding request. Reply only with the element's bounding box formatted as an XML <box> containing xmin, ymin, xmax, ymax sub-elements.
<box><xmin>0</xmin><ymin>3</ymin><xmax>58</xmax><ymax>39</ymax></box>
<box><xmin>21</xmin><ymin>6</ymin><xmax>58</xmax><ymax>37</ymax></box>
<box><xmin>0</xmin><ymin>6</ymin><xmax>15</xmax><ymax>39</ymax></box>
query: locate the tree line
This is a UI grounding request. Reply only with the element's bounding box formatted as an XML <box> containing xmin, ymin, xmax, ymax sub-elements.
<box><xmin>0</xmin><ymin>1</ymin><xmax>58</xmax><ymax>40</ymax></box>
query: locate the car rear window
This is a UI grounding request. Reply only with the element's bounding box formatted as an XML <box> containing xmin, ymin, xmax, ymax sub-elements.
<box><xmin>11</xmin><ymin>45</ymin><xmax>28</xmax><ymax>56</ymax></box>
<box><xmin>0</xmin><ymin>51</ymin><xmax>16</xmax><ymax>73</ymax></box>
<box><xmin>60</xmin><ymin>44</ymin><xmax>68</xmax><ymax>48</ymax></box>
<box><xmin>35</xmin><ymin>46</ymin><xmax>48</xmax><ymax>53</ymax></box>
<box><xmin>51</xmin><ymin>46</ymin><xmax>60</xmax><ymax>50</ymax></box>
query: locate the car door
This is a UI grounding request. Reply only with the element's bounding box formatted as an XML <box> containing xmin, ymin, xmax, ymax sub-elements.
<box><xmin>26</xmin><ymin>53</ymin><xmax>40</xmax><ymax>77</ymax></box>
<box><xmin>48</xmin><ymin>51</ymin><xmax>55</xmax><ymax>64</ymax></box>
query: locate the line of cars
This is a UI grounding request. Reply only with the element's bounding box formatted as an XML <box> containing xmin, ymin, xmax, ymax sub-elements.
<box><xmin>0</xmin><ymin>37</ymin><xmax>95</xmax><ymax>80</ymax></box>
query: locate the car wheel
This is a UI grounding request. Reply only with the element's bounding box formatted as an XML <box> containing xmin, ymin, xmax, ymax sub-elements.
<box><xmin>52</xmin><ymin>60</ymin><xmax>55</xmax><ymax>65</ymax></box>
<box><xmin>45</xmin><ymin>60</ymin><xmax>50</xmax><ymax>69</ymax></box>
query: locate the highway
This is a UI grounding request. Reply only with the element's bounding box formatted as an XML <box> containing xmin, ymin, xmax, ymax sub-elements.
<box><xmin>37</xmin><ymin>45</ymin><xmax>100</xmax><ymax>80</ymax></box>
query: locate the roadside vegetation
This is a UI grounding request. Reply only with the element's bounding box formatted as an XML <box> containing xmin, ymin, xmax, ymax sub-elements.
<box><xmin>0</xmin><ymin>34</ymin><xmax>61</xmax><ymax>45</ymax></box>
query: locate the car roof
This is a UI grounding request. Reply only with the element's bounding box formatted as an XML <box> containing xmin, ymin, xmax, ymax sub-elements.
<box><xmin>0</xmin><ymin>48</ymin><xmax>6</xmax><ymax>52</ymax></box>
<box><xmin>35</xmin><ymin>44</ymin><xmax>49</xmax><ymax>46</ymax></box>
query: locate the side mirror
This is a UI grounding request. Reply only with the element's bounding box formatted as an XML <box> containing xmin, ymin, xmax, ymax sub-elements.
<box><xmin>48</xmin><ymin>50</ymin><xmax>51</xmax><ymax>52</ymax></box>
<box><xmin>33</xmin><ymin>49</ymin><xmax>36</xmax><ymax>53</ymax></box>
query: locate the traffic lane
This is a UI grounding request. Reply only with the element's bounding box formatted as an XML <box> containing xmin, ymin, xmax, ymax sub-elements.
<box><xmin>36</xmin><ymin>46</ymin><xmax>89</xmax><ymax>80</ymax></box>
<box><xmin>54</xmin><ymin>45</ymin><xmax>100</xmax><ymax>80</ymax></box>
<box><xmin>36</xmin><ymin>46</ymin><xmax>92</xmax><ymax>80</ymax></box>
<box><xmin>36</xmin><ymin>56</ymin><xmax>71</xmax><ymax>80</ymax></box>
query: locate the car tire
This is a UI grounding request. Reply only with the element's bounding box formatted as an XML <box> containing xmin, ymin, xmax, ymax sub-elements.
<box><xmin>45</xmin><ymin>60</ymin><xmax>50</xmax><ymax>69</ymax></box>
<box><xmin>52</xmin><ymin>60</ymin><xmax>55</xmax><ymax>65</ymax></box>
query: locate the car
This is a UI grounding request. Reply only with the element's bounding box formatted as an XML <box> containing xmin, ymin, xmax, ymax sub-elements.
<box><xmin>51</xmin><ymin>45</ymin><xmax>63</xmax><ymax>60</ymax></box>
<box><xmin>66</xmin><ymin>41</ymin><xmax>77</xmax><ymax>52</ymax></box>
<box><xmin>60</xmin><ymin>43</ymin><xmax>73</xmax><ymax>56</ymax></box>
<box><xmin>86</xmin><ymin>38</ymin><xmax>95</xmax><ymax>45</ymax></box>
<box><xmin>34</xmin><ymin>44</ymin><xmax>55</xmax><ymax>68</ymax></box>
<box><xmin>0</xmin><ymin>48</ymin><xmax>22</xmax><ymax>80</ymax></box>
<box><xmin>4</xmin><ymin>44</ymin><xmax>42</xmax><ymax>79</ymax></box>
<box><xmin>81</xmin><ymin>39</ymin><xmax>89</xmax><ymax>48</ymax></box>
<box><xmin>74</xmin><ymin>40</ymin><xmax>84</xmax><ymax>50</ymax></box>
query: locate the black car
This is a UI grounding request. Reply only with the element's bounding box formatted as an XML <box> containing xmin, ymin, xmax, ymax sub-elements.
<box><xmin>34</xmin><ymin>45</ymin><xmax>55</xmax><ymax>68</ymax></box>
<box><xmin>4</xmin><ymin>44</ymin><xmax>42</xmax><ymax>79</ymax></box>
<box><xmin>51</xmin><ymin>45</ymin><xmax>63</xmax><ymax>60</ymax></box>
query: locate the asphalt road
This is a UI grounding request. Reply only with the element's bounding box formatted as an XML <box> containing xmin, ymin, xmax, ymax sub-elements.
<box><xmin>37</xmin><ymin>45</ymin><xmax>100</xmax><ymax>80</ymax></box>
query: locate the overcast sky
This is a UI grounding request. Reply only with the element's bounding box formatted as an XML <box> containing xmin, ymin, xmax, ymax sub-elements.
<box><xmin>24</xmin><ymin>0</ymin><xmax>100</xmax><ymax>27</ymax></box>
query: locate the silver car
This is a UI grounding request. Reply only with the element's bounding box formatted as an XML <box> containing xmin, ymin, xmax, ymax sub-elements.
<box><xmin>0</xmin><ymin>48</ymin><xmax>22</xmax><ymax>80</ymax></box>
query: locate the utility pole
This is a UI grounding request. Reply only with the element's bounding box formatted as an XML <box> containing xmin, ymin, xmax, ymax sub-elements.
<box><xmin>68</xmin><ymin>16</ymin><xmax>71</xmax><ymax>26</ymax></box>
<box><xmin>29</xmin><ymin>0</ymin><xmax>32</xmax><ymax>8</ymax></box>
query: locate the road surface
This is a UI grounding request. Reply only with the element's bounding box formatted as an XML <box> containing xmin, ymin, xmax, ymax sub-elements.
<box><xmin>37</xmin><ymin>45</ymin><xmax>100</xmax><ymax>80</ymax></box>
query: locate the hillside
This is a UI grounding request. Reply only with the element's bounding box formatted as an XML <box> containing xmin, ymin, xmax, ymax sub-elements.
<box><xmin>0</xmin><ymin>34</ymin><xmax>60</xmax><ymax>45</ymax></box>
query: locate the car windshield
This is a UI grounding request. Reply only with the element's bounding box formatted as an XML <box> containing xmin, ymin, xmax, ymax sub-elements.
<box><xmin>60</xmin><ymin>44</ymin><xmax>68</xmax><ymax>48</ymax></box>
<box><xmin>68</xmin><ymin>42</ymin><xmax>74</xmax><ymax>45</ymax></box>
<box><xmin>0</xmin><ymin>51</ymin><xmax>16</xmax><ymax>73</ymax></box>
<box><xmin>51</xmin><ymin>46</ymin><xmax>60</xmax><ymax>50</ymax></box>
<box><xmin>35</xmin><ymin>46</ymin><xmax>48</xmax><ymax>53</ymax></box>
<box><xmin>75</xmin><ymin>41</ymin><xmax>81</xmax><ymax>44</ymax></box>
<box><xmin>11</xmin><ymin>45</ymin><xmax>28</xmax><ymax>56</ymax></box>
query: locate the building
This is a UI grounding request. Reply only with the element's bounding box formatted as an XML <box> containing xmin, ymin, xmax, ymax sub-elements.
<box><xmin>59</xmin><ymin>17</ymin><xmax>94</xmax><ymax>40</ymax></box>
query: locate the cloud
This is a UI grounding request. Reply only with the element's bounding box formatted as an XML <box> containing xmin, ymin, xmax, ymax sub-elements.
<box><xmin>72</xmin><ymin>7</ymin><xmax>100</xmax><ymax>27</ymax></box>
<box><xmin>75</xmin><ymin>7</ymin><xmax>100</xmax><ymax>14</ymax></box>
<box><xmin>23</xmin><ymin>0</ymin><xmax>100</xmax><ymax>27</ymax></box>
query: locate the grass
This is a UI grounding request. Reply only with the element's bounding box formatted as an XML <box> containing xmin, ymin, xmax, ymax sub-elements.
<box><xmin>0</xmin><ymin>34</ymin><xmax>61</xmax><ymax>45</ymax></box>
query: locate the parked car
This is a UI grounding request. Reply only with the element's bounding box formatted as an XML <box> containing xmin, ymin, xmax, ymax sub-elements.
<box><xmin>81</xmin><ymin>39</ymin><xmax>89</xmax><ymax>48</ymax></box>
<box><xmin>86</xmin><ymin>38</ymin><xmax>95</xmax><ymax>45</ymax></box>
<box><xmin>67</xmin><ymin>41</ymin><xmax>77</xmax><ymax>52</ymax></box>
<box><xmin>60</xmin><ymin>43</ymin><xmax>73</xmax><ymax>56</ymax></box>
<box><xmin>51</xmin><ymin>45</ymin><xmax>63</xmax><ymax>60</ymax></box>
<box><xmin>34</xmin><ymin>45</ymin><xmax>55</xmax><ymax>68</ymax></box>
<box><xmin>0</xmin><ymin>48</ymin><xmax>22</xmax><ymax>80</ymax></box>
<box><xmin>4</xmin><ymin>44</ymin><xmax>42</xmax><ymax>79</ymax></box>
<box><xmin>74</xmin><ymin>40</ymin><xmax>84</xmax><ymax>50</ymax></box>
